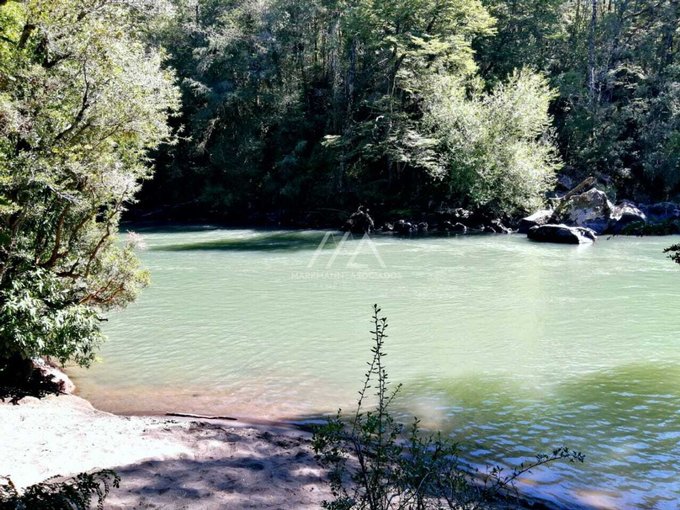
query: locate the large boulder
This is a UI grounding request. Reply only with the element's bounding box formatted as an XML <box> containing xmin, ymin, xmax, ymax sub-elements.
<box><xmin>518</xmin><ymin>209</ymin><xmax>553</xmax><ymax>234</ymax></box>
<box><xmin>555</xmin><ymin>188</ymin><xmax>614</xmax><ymax>234</ymax></box>
<box><xmin>528</xmin><ymin>224</ymin><xmax>596</xmax><ymax>245</ymax></box>
<box><xmin>610</xmin><ymin>201</ymin><xmax>647</xmax><ymax>234</ymax></box>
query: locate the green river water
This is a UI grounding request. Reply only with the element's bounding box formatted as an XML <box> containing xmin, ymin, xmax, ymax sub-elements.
<box><xmin>69</xmin><ymin>228</ymin><xmax>680</xmax><ymax>509</ymax></box>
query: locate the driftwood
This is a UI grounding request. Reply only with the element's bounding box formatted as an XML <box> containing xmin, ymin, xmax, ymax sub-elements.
<box><xmin>166</xmin><ymin>412</ymin><xmax>237</xmax><ymax>421</ymax></box>
<box><xmin>554</xmin><ymin>176</ymin><xmax>597</xmax><ymax>215</ymax></box>
<box><xmin>561</xmin><ymin>176</ymin><xmax>596</xmax><ymax>202</ymax></box>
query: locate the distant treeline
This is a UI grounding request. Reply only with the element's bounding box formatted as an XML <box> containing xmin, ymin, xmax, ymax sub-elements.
<box><xmin>135</xmin><ymin>0</ymin><xmax>679</xmax><ymax>224</ymax></box>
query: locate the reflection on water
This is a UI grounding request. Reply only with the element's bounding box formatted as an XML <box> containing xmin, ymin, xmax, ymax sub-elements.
<box><xmin>69</xmin><ymin>230</ymin><xmax>680</xmax><ymax>509</ymax></box>
<box><xmin>397</xmin><ymin>363</ymin><xmax>680</xmax><ymax>509</ymax></box>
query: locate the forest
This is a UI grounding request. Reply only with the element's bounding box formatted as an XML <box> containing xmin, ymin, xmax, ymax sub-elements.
<box><xmin>2</xmin><ymin>0</ymin><xmax>679</xmax><ymax>230</ymax></box>
<box><xmin>135</xmin><ymin>0</ymin><xmax>680</xmax><ymax>226</ymax></box>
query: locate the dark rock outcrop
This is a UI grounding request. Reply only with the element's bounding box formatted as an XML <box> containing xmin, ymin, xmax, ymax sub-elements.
<box><xmin>342</xmin><ymin>206</ymin><xmax>374</xmax><ymax>234</ymax></box>
<box><xmin>528</xmin><ymin>224</ymin><xmax>596</xmax><ymax>244</ymax></box>
<box><xmin>640</xmin><ymin>202</ymin><xmax>680</xmax><ymax>223</ymax></box>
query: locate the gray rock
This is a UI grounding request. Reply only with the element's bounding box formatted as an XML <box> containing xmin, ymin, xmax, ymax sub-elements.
<box><xmin>518</xmin><ymin>209</ymin><xmax>553</xmax><ymax>234</ymax></box>
<box><xmin>449</xmin><ymin>222</ymin><xmax>467</xmax><ymax>234</ymax></box>
<box><xmin>486</xmin><ymin>219</ymin><xmax>512</xmax><ymax>234</ymax></box>
<box><xmin>527</xmin><ymin>224</ymin><xmax>597</xmax><ymax>245</ymax></box>
<box><xmin>610</xmin><ymin>201</ymin><xmax>647</xmax><ymax>234</ymax></box>
<box><xmin>555</xmin><ymin>188</ymin><xmax>614</xmax><ymax>234</ymax></box>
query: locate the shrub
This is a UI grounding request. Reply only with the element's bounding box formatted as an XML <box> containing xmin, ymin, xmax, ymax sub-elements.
<box><xmin>423</xmin><ymin>70</ymin><xmax>561</xmax><ymax>217</ymax></box>
<box><xmin>313</xmin><ymin>305</ymin><xmax>584</xmax><ymax>509</ymax></box>
<box><xmin>0</xmin><ymin>470</ymin><xmax>120</xmax><ymax>510</ymax></box>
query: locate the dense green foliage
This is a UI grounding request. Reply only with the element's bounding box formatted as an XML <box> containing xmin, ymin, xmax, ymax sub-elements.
<box><xmin>313</xmin><ymin>306</ymin><xmax>585</xmax><ymax>509</ymax></box>
<box><xmin>423</xmin><ymin>70</ymin><xmax>559</xmax><ymax>215</ymax></box>
<box><xmin>136</xmin><ymin>0</ymin><xmax>679</xmax><ymax>223</ymax></box>
<box><xmin>138</xmin><ymin>0</ymin><xmax>560</xmax><ymax>222</ymax></box>
<box><xmin>0</xmin><ymin>0</ymin><xmax>179</xmax><ymax>367</ymax></box>
<box><xmin>0</xmin><ymin>470</ymin><xmax>120</xmax><ymax>510</ymax></box>
<box><xmin>477</xmin><ymin>0</ymin><xmax>680</xmax><ymax>200</ymax></box>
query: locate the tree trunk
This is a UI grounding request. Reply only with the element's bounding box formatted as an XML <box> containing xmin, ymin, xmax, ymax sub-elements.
<box><xmin>588</xmin><ymin>0</ymin><xmax>598</xmax><ymax>113</ymax></box>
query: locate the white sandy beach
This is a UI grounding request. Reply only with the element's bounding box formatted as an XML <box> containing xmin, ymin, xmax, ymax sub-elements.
<box><xmin>0</xmin><ymin>384</ymin><xmax>331</xmax><ymax>509</ymax></box>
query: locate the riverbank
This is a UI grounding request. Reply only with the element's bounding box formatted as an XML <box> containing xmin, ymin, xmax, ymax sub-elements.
<box><xmin>1</xmin><ymin>362</ymin><xmax>623</xmax><ymax>509</ymax></box>
<box><xmin>0</xmin><ymin>373</ymin><xmax>331</xmax><ymax>509</ymax></box>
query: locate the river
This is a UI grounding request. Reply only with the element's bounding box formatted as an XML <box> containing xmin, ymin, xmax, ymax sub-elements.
<box><xmin>69</xmin><ymin>228</ymin><xmax>680</xmax><ymax>509</ymax></box>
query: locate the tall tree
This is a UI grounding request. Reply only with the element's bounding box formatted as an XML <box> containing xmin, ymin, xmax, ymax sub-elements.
<box><xmin>140</xmin><ymin>0</ymin><xmax>508</xmax><ymax>220</ymax></box>
<box><xmin>0</xmin><ymin>0</ymin><xmax>179</xmax><ymax>370</ymax></box>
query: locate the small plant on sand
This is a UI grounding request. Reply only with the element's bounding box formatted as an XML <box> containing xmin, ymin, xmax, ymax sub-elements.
<box><xmin>313</xmin><ymin>305</ymin><xmax>584</xmax><ymax>509</ymax></box>
<box><xmin>0</xmin><ymin>470</ymin><xmax>119</xmax><ymax>510</ymax></box>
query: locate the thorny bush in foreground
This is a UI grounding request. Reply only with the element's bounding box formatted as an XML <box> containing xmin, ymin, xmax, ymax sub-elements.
<box><xmin>313</xmin><ymin>305</ymin><xmax>584</xmax><ymax>509</ymax></box>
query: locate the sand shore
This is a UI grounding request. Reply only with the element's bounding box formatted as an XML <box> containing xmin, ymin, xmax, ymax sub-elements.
<box><xmin>1</xmin><ymin>366</ymin><xmax>597</xmax><ymax>510</ymax></box>
<box><xmin>0</xmin><ymin>366</ymin><xmax>331</xmax><ymax>509</ymax></box>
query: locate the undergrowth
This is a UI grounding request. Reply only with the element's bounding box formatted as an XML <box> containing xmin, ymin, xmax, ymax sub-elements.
<box><xmin>0</xmin><ymin>470</ymin><xmax>120</xmax><ymax>510</ymax></box>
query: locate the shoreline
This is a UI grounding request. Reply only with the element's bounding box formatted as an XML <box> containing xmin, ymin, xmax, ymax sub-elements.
<box><xmin>1</xmin><ymin>364</ymin><xmax>611</xmax><ymax>510</ymax></box>
<box><xmin>1</xmin><ymin>365</ymin><xmax>332</xmax><ymax>509</ymax></box>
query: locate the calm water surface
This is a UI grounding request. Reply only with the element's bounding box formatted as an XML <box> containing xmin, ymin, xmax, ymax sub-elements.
<box><xmin>69</xmin><ymin>229</ymin><xmax>680</xmax><ymax>509</ymax></box>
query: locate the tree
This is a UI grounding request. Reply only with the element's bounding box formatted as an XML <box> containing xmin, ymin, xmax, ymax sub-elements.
<box><xmin>0</xmin><ymin>0</ymin><xmax>179</xmax><ymax>371</ymax></box>
<box><xmin>548</xmin><ymin>0</ymin><xmax>679</xmax><ymax>198</ymax></box>
<box><xmin>474</xmin><ymin>0</ymin><xmax>680</xmax><ymax>202</ymax></box>
<box><xmin>423</xmin><ymin>69</ymin><xmax>560</xmax><ymax>216</ymax></box>
<box><xmin>137</xmin><ymin>0</ymin><xmax>497</xmax><ymax>221</ymax></box>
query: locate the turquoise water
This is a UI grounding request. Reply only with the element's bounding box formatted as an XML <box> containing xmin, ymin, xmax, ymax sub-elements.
<box><xmin>69</xmin><ymin>229</ymin><xmax>680</xmax><ymax>509</ymax></box>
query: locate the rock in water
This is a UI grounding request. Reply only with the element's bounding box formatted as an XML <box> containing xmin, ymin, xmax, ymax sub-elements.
<box><xmin>610</xmin><ymin>201</ymin><xmax>647</xmax><ymax>234</ymax></box>
<box><xmin>528</xmin><ymin>224</ymin><xmax>596</xmax><ymax>244</ymax></box>
<box><xmin>556</xmin><ymin>188</ymin><xmax>614</xmax><ymax>234</ymax></box>
<box><xmin>342</xmin><ymin>206</ymin><xmax>375</xmax><ymax>234</ymax></box>
<box><xmin>518</xmin><ymin>209</ymin><xmax>553</xmax><ymax>234</ymax></box>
